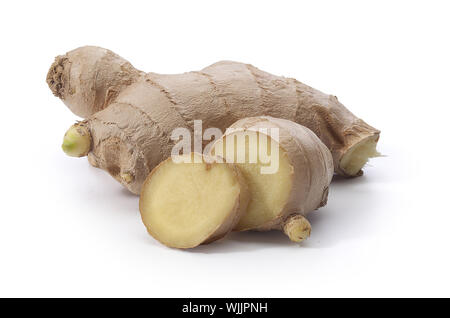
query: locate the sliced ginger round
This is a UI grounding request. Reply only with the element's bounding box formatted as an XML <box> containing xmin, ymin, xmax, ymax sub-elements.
<box><xmin>139</xmin><ymin>153</ymin><xmax>249</xmax><ymax>248</ymax></box>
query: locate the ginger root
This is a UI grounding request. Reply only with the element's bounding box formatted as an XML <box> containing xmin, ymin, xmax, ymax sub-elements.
<box><xmin>48</xmin><ymin>46</ymin><xmax>380</xmax><ymax>193</ymax></box>
<box><xmin>211</xmin><ymin>116</ymin><xmax>333</xmax><ymax>242</ymax></box>
<box><xmin>283</xmin><ymin>214</ymin><xmax>312</xmax><ymax>243</ymax></box>
<box><xmin>47</xmin><ymin>46</ymin><xmax>142</xmax><ymax>118</ymax></box>
<box><xmin>139</xmin><ymin>153</ymin><xmax>249</xmax><ymax>248</ymax></box>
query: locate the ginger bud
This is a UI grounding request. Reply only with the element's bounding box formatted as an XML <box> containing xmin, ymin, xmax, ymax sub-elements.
<box><xmin>62</xmin><ymin>123</ymin><xmax>91</xmax><ymax>157</ymax></box>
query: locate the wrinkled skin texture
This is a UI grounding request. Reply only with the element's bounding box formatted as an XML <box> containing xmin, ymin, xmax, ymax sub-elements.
<box><xmin>47</xmin><ymin>46</ymin><xmax>380</xmax><ymax>194</ymax></box>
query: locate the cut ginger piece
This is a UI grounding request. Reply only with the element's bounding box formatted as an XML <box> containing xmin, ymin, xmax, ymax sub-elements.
<box><xmin>339</xmin><ymin>135</ymin><xmax>380</xmax><ymax>176</ymax></box>
<box><xmin>212</xmin><ymin>131</ymin><xmax>293</xmax><ymax>231</ymax></box>
<box><xmin>211</xmin><ymin>116</ymin><xmax>334</xmax><ymax>242</ymax></box>
<box><xmin>139</xmin><ymin>153</ymin><xmax>249</xmax><ymax>248</ymax></box>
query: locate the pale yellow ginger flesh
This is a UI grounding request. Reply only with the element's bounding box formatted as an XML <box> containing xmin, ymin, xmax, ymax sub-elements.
<box><xmin>340</xmin><ymin>136</ymin><xmax>380</xmax><ymax>176</ymax></box>
<box><xmin>139</xmin><ymin>153</ymin><xmax>248</xmax><ymax>249</ymax></box>
<box><xmin>211</xmin><ymin>132</ymin><xmax>293</xmax><ymax>231</ymax></box>
<box><xmin>61</xmin><ymin>123</ymin><xmax>91</xmax><ymax>157</ymax></box>
<box><xmin>210</xmin><ymin>116</ymin><xmax>334</xmax><ymax>243</ymax></box>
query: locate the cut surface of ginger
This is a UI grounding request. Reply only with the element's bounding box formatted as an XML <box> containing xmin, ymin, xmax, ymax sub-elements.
<box><xmin>212</xmin><ymin>132</ymin><xmax>293</xmax><ymax>231</ymax></box>
<box><xmin>139</xmin><ymin>153</ymin><xmax>244</xmax><ymax>248</ymax></box>
<box><xmin>340</xmin><ymin>135</ymin><xmax>380</xmax><ymax>176</ymax></box>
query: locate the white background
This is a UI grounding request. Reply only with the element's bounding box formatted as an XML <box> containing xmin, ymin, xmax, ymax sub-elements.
<box><xmin>0</xmin><ymin>0</ymin><xmax>449</xmax><ymax>297</ymax></box>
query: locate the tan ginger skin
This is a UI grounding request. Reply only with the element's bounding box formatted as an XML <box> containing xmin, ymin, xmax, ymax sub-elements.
<box><xmin>47</xmin><ymin>46</ymin><xmax>380</xmax><ymax>194</ymax></box>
